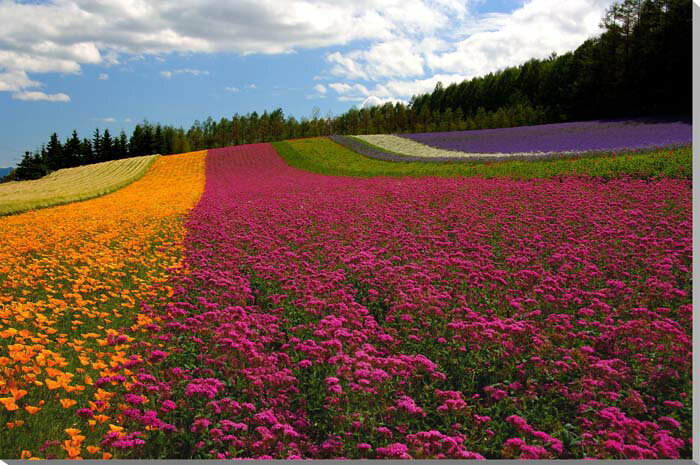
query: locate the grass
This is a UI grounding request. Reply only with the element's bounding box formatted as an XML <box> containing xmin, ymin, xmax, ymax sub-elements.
<box><xmin>272</xmin><ymin>138</ymin><xmax>692</xmax><ymax>179</ymax></box>
<box><xmin>0</xmin><ymin>155</ymin><xmax>159</xmax><ymax>216</ymax></box>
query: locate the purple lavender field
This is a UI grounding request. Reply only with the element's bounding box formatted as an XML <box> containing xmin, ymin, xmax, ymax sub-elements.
<box><xmin>402</xmin><ymin>118</ymin><xmax>692</xmax><ymax>153</ymax></box>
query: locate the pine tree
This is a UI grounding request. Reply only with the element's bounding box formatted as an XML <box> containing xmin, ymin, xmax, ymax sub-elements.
<box><xmin>63</xmin><ymin>130</ymin><xmax>81</xmax><ymax>167</ymax></box>
<box><xmin>118</xmin><ymin>131</ymin><xmax>129</xmax><ymax>159</ymax></box>
<box><xmin>46</xmin><ymin>133</ymin><xmax>64</xmax><ymax>171</ymax></box>
<box><xmin>92</xmin><ymin>129</ymin><xmax>102</xmax><ymax>164</ymax></box>
<box><xmin>102</xmin><ymin>129</ymin><xmax>113</xmax><ymax>162</ymax></box>
<box><xmin>80</xmin><ymin>138</ymin><xmax>93</xmax><ymax>165</ymax></box>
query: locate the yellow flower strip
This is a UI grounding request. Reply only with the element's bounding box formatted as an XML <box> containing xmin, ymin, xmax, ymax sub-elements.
<box><xmin>0</xmin><ymin>151</ymin><xmax>206</xmax><ymax>459</ymax></box>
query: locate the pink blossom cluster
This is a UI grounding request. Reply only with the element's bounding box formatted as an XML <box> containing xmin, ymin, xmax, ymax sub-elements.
<box><xmin>105</xmin><ymin>143</ymin><xmax>691</xmax><ymax>459</ymax></box>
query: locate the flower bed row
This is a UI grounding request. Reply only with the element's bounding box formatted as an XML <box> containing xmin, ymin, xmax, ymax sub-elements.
<box><xmin>401</xmin><ymin>118</ymin><xmax>691</xmax><ymax>154</ymax></box>
<box><xmin>332</xmin><ymin>134</ymin><xmax>682</xmax><ymax>165</ymax></box>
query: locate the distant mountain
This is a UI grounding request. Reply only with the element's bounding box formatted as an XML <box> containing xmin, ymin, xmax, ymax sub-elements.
<box><xmin>0</xmin><ymin>167</ymin><xmax>12</xmax><ymax>179</ymax></box>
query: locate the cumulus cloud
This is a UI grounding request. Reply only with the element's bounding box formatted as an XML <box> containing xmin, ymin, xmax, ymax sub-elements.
<box><xmin>327</xmin><ymin>39</ymin><xmax>425</xmax><ymax>81</ymax></box>
<box><xmin>0</xmin><ymin>0</ymin><xmax>455</xmax><ymax>98</ymax></box>
<box><xmin>361</xmin><ymin>95</ymin><xmax>407</xmax><ymax>109</ymax></box>
<box><xmin>325</xmin><ymin>0</ymin><xmax>615</xmax><ymax>101</ymax></box>
<box><xmin>329</xmin><ymin>73</ymin><xmax>465</xmax><ymax>104</ymax></box>
<box><xmin>0</xmin><ymin>0</ymin><xmax>615</xmax><ymax>103</ymax></box>
<box><xmin>313</xmin><ymin>84</ymin><xmax>327</xmax><ymax>94</ymax></box>
<box><xmin>160</xmin><ymin>68</ymin><xmax>209</xmax><ymax>78</ymax></box>
<box><xmin>328</xmin><ymin>82</ymin><xmax>371</xmax><ymax>102</ymax></box>
<box><xmin>98</xmin><ymin>73</ymin><xmax>109</xmax><ymax>80</ymax></box>
<box><xmin>12</xmin><ymin>91</ymin><xmax>70</xmax><ymax>102</ymax></box>
<box><xmin>424</xmin><ymin>0</ymin><xmax>612</xmax><ymax>78</ymax></box>
<box><xmin>224</xmin><ymin>86</ymin><xmax>240</xmax><ymax>93</ymax></box>
<box><xmin>0</xmin><ymin>70</ymin><xmax>40</xmax><ymax>92</ymax></box>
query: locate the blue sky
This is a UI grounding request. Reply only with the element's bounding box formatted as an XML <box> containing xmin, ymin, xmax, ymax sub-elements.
<box><xmin>0</xmin><ymin>0</ymin><xmax>615</xmax><ymax>167</ymax></box>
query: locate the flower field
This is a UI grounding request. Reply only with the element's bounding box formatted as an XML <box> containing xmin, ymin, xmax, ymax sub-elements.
<box><xmin>0</xmin><ymin>151</ymin><xmax>206</xmax><ymax>458</ymax></box>
<box><xmin>402</xmin><ymin>118</ymin><xmax>691</xmax><ymax>154</ymax></box>
<box><xmin>0</xmin><ymin>137</ymin><xmax>692</xmax><ymax>459</ymax></box>
<box><xmin>0</xmin><ymin>155</ymin><xmax>158</xmax><ymax>216</ymax></box>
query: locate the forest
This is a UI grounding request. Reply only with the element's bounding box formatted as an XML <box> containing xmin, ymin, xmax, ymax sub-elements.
<box><xmin>4</xmin><ymin>0</ymin><xmax>690</xmax><ymax>181</ymax></box>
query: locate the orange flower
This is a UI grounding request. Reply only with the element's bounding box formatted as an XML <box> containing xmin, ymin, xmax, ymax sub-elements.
<box><xmin>24</xmin><ymin>405</ymin><xmax>41</xmax><ymax>414</ymax></box>
<box><xmin>62</xmin><ymin>441</ymin><xmax>81</xmax><ymax>458</ymax></box>
<box><xmin>10</xmin><ymin>388</ymin><xmax>28</xmax><ymax>400</ymax></box>
<box><xmin>86</xmin><ymin>445</ymin><xmax>100</xmax><ymax>454</ymax></box>
<box><xmin>0</xmin><ymin>397</ymin><xmax>19</xmax><ymax>411</ymax></box>
<box><xmin>60</xmin><ymin>398</ymin><xmax>77</xmax><ymax>408</ymax></box>
<box><xmin>94</xmin><ymin>388</ymin><xmax>114</xmax><ymax>401</ymax></box>
<box><xmin>93</xmin><ymin>414</ymin><xmax>110</xmax><ymax>424</ymax></box>
<box><xmin>102</xmin><ymin>452</ymin><xmax>113</xmax><ymax>460</ymax></box>
<box><xmin>45</xmin><ymin>378</ymin><xmax>62</xmax><ymax>390</ymax></box>
<box><xmin>21</xmin><ymin>450</ymin><xmax>32</xmax><ymax>459</ymax></box>
<box><xmin>45</xmin><ymin>367</ymin><xmax>63</xmax><ymax>378</ymax></box>
<box><xmin>108</xmin><ymin>424</ymin><xmax>124</xmax><ymax>433</ymax></box>
<box><xmin>64</xmin><ymin>427</ymin><xmax>82</xmax><ymax>437</ymax></box>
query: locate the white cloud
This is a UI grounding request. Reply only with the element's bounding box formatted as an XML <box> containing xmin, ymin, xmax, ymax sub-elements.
<box><xmin>331</xmin><ymin>73</ymin><xmax>463</xmax><ymax>108</ymax></box>
<box><xmin>328</xmin><ymin>82</ymin><xmax>371</xmax><ymax>101</ymax></box>
<box><xmin>373</xmin><ymin>73</ymin><xmax>467</xmax><ymax>98</ymax></box>
<box><xmin>94</xmin><ymin>117</ymin><xmax>117</xmax><ymax>123</ymax></box>
<box><xmin>327</xmin><ymin>39</ymin><xmax>425</xmax><ymax>81</ymax></box>
<box><xmin>361</xmin><ymin>95</ymin><xmax>407</xmax><ymax>109</ymax></box>
<box><xmin>0</xmin><ymin>70</ymin><xmax>40</xmax><ymax>92</ymax></box>
<box><xmin>246</xmin><ymin>83</ymin><xmax>256</xmax><ymax>89</ymax></box>
<box><xmin>124</xmin><ymin>117</ymin><xmax>132</xmax><ymax>123</ymax></box>
<box><xmin>0</xmin><ymin>0</ymin><xmax>466</xmax><ymax>98</ymax></box>
<box><xmin>160</xmin><ymin>68</ymin><xmax>209</xmax><ymax>78</ymax></box>
<box><xmin>313</xmin><ymin>84</ymin><xmax>326</xmax><ymax>94</ymax></box>
<box><xmin>425</xmin><ymin>0</ymin><xmax>613</xmax><ymax>78</ymax></box>
<box><xmin>0</xmin><ymin>0</ymin><xmax>615</xmax><ymax>104</ymax></box>
<box><xmin>12</xmin><ymin>91</ymin><xmax>70</xmax><ymax>102</ymax></box>
<box><xmin>323</xmin><ymin>0</ymin><xmax>615</xmax><ymax>101</ymax></box>
<box><xmin>98</xmin><ymin>73</ymin><xmax>109</xmax><ymax>80</ymax></box>
<box><xmin>224</xmin><ymin>86</ymin><xmax>240</xmax><ymax>92</ymax></box>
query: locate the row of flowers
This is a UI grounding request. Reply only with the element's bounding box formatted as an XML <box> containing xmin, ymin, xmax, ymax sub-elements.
<box><xmin>401</xmin><ymin>118</ymin><xmax>692</xmax><ymax>154</ymax></box>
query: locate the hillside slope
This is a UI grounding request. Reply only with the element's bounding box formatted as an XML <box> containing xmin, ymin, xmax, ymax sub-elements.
<box><xmin>0</xmin><ymin>155</ymin><xmax>158</xmax><ymax>216</ymax></box>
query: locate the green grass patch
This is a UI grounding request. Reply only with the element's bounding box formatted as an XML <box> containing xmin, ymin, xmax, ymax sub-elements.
<box><xmin>273</xmin><ymin>138</ymin><xmax>691</xmax><ymax>179</ymax></box>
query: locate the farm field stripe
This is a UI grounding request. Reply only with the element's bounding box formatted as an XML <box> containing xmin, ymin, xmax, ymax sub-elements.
<box><xmin>401</xmin><ymin>118</ymin><xmax>692</xmax><ymax>153</ymax></box>
<box><xmin>0</xmin><ymin>155</ymin><xmax>159</xmax><ymax>216</ymax></box>
<box><xmin>103</xmin><ymin>143</ymin><xmax>691</xmax><ymax>459</ymax></box>
<box><xmin>354</xmin><ymin>132</ymin><xmax>691</xmax><ymax>161</ymax></box>
<box><xmin>354</xmin><ymin>134</ymin><xmax>538</xmax><ymax>159</ymax></box>
<box><xmin>274</xmin><ymin>138</ymin><xmax>691</xmax><ymax>179</ymax></box>
<box><xmin>0</xmin><ymin>151</ymin><xmax>206</xmax><ymax>459</ymax></box>
<box><xmin>331</xmin><ymin>135</ymin><xmax>678</xmax><ymax>164</ymax></box>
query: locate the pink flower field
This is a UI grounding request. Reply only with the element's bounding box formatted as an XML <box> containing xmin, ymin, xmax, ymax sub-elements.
<box><xmin>111</xmin><ymin>144</ymin><xmax>691</xmax><ymax>459</ymax></box>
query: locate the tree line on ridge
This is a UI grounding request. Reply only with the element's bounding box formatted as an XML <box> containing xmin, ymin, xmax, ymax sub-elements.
<box><xmin>4</xmin><ymin>0</ymin><xmax>690</xmax><ymax>181</ymax></box>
